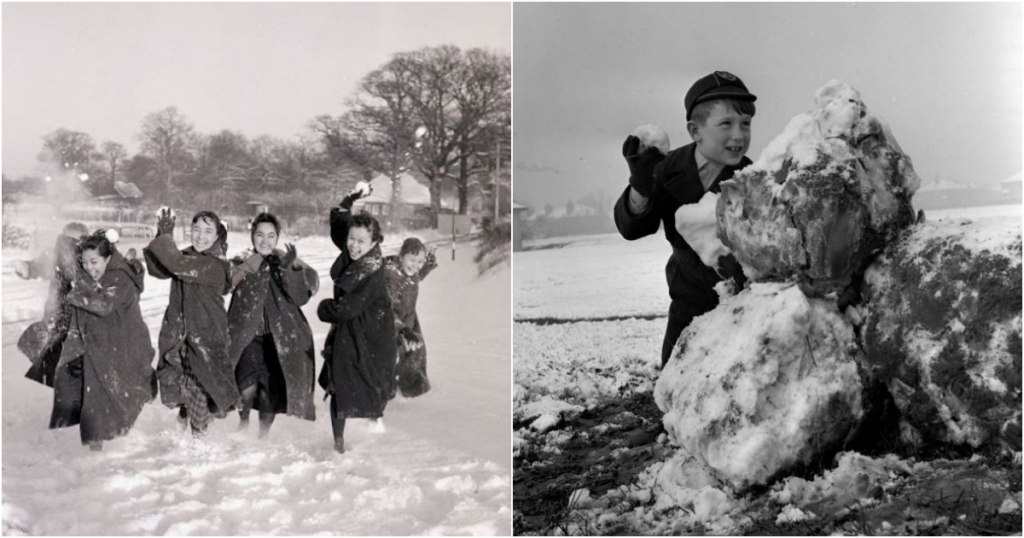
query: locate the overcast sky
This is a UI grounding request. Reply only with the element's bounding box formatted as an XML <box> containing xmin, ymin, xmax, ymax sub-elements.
<box><xmin>2</xmin><ymin>2</ymin><xmax>510</xmax><ymax>178</ymax></box>
<box><xmin>513</xmin><ymin>2</ymin><xmax>1022</xmax><ymax>209</ymax></box>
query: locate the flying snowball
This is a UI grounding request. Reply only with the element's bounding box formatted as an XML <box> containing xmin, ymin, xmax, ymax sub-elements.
<box><xmin>44</xmin><ymin>176</ymin><xmax>52</xmax><ymax>182</ymax></box>
<box><xmin>415</xmin><ymin>126</ymin><xmax>428</xmax><ymax>138</ymax></box>
<box><xmin>104</xmin><ymin>229</ymin><xmax>120</xmax><ymax>244</ymax></box>
<box><xmin>632</xmin><ymin>124</ymin><xmax>670</xmax><ymax>155</ymax></box>
<box><xmin>78</xmin><ymin>173</ymin><xmax>89</xmax><ymax>182</ymax></box>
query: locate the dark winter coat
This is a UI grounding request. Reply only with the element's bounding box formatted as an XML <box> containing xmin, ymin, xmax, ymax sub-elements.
<box><xmin>383</xmin><ymin>254</ymin><xmax>436</xmax><ymax>397</ymax></box>
<box><xmin>50</xmin><ymin>250</ymin><xmax>156</xmax><ymax>444</ymax></box>
<box><xmin>317</xmin><ymin>205</ymin><xmax>397</xmax><ymax>419</ymax></box>
<box><xmin>18</xmin><ymin>235</ymin><xmax>81</xmax><ymax>387</ymax></box>
<box><xmin>143</xmin><ymin>235</ymin><xmax>239</xmax><ymax>414</ymax></box>
<box><xmin>614</xmin><ymin>142</ymin><xmax>752</xmax><ymax>307</ymax></box>
<box><xmin>228</xmin><ymin>251</ymin><xmax>319</xmax><ymax>420</ymax></box>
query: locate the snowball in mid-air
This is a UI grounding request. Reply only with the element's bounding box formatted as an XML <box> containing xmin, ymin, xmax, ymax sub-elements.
<box><xmin>631</xmin><ymin>124</ymin><xmax>670</xmax><ymax>155</ymax></box>
<box><xmin>78</xmin><ymin>173</ymin><xmax>90</xmax><ymax>182</ymax></box>
<box><xmin>104</xmin><ymin>229</ymin><xmax>120</xmax><ymax>244</ymax></box>
<box><xmin>415</xmin><ymin>126</ymin><xmax>428</xmax><ymax>138</ymax></box>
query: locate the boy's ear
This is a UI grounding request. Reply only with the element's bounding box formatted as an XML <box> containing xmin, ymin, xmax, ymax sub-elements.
<box><xmin>686</xmin><ymin>121</ymin><xmax>701</xmax><ymax>142</ymax></box>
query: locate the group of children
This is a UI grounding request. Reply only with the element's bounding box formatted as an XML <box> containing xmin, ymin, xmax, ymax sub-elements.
<box><xmin>15</xmin><ymin>186</ymin><xmax>436</xmax><ymax>454</ymax></box>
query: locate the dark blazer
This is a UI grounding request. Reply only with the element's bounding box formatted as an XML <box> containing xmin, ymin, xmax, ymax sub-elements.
<box><xmin>614</xmin><ymin>142</ymin><xmax>752</xmax><ymax>307</ymax></box>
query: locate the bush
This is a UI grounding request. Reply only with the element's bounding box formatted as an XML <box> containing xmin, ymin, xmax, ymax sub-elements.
<box><xmin>474</xmin><ymin>218</ymin><xmax>511</xmax><ymax>274</ymax></box>
<box><xmin>2</xmin><ymin>221</ymin><xmax>32</xmax><ymax>249</ymax></box>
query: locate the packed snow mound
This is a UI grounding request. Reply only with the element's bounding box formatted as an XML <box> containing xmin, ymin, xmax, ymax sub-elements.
<box><xmin>654</xmin><ymin>283</ymin><xmax>864</xmax><ymax>490</ymax></box>
<box><xmin>862</xmin><ymin>217</ymin><xmax>1022</xmax><ymax>451</ymax></box>
<box><xmin>674</xmin><ymin>193</ymin><xmax>730</xmax><ymax>269</ymax></box>
<box><xmin>716</xmin><ymin>80</ymin><xmax>920</xmax><ymax>293</ymax></box>
<box><xmin>631</xmin><ymin>124</ymin><xmax>670</xmax><ymax>155</ymax></box>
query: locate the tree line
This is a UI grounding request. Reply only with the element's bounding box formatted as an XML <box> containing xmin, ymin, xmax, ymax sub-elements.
<box><xmin>13</xmin><ymin>45</ymin><xmax>510</xmax><ymax>229</ymax></box>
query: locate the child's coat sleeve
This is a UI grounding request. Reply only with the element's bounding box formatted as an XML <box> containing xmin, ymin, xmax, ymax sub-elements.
<box><xmin>65</xmin><ymin>272</ymin><xmax>136</xmax><ymax>317</ymax></box>
<box><xmin>317</xmin><ymin>272</ymin><xmax>383</xmax><ymax>323</ymax></box>
<box><xmin>143</xmin><ymin>235</ymin><xmax>229</xmax><ymax>289</ymax></box>
<box><xmin>614</xmin><ymin>185</ymin><xmax>662</xmax><ymax>240</ymax></box>
<box><xmin>329</xmin><ymin>198</ymin><xmax>355</xmax><ymax>250</ymax></box>
<box><xmin>279</xmin><ymin>262</ymin><xmax>319</xmax><ymax>307</ymax></box>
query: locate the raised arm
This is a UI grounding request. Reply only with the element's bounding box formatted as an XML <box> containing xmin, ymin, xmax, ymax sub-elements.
<box><xmin>417</xmin><ymin>249</ymin><xmax>438</xmax><ymax>281</ymax></box>
<box><xmin>144</xmin><ymin>235</ymin><xmax>229</xmax><ymax>289</ymax></box>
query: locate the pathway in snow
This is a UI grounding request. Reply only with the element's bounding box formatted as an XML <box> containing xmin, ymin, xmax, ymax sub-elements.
<box><xmin>2</xmin><ymin>238</ymin><xmax>510</xmax><ymax>535</ymax></box>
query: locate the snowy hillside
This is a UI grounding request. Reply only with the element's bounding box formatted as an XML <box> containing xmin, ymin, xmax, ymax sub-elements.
<box><xmin>2</xmin><ymin>234</ymin><xmax>511</xmax><ymax>535</ymax></box>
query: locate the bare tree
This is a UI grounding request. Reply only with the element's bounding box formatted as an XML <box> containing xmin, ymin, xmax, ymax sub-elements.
<box><xmin>138</xmin><ymin>106</ymin><xmax>197</xmax><ymax>200</ymax></box>
<box><xmin>39</xmin><ymin>128</ymin><xmax>96</xmax><ymax>175</ymax></box>
<box><xmin>93</xmin><ymin>141</ymin><xmax>129</xmax><ymax>194</ymax></box>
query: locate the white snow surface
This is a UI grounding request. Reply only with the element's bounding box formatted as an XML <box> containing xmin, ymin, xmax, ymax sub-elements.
<box><xmin>655</xmin><ymin>282</ymin><xmax>864</xmax><ymax>490</ymax></box>
<box><xmin>2</xmin><ymin>235</ymin><xmax>510</xmax><ymax>535</ymax></box>
<box><xmin>514</xmin><ymin>233</ymin><xmax>669</xmax><ymax>320</ymax></box>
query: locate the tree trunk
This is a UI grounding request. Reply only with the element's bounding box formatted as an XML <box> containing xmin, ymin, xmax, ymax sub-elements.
<box><xmin>457</xmin><ymin>153</ymin><xmax>470</xmax><ymax>215</ymax></box>
<box><xmin>390</xmin><ymin>171</ymin><xmax>402</xmax><ymax>230</ymax></box>
<box><xmin>429</xmin><ymin>179</ymin><xmax>442</xmax><ymax>229</ymax></box>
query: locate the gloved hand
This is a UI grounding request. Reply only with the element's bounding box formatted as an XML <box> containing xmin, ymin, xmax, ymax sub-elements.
<box><xmin>715</xmin><ymin>254</ymin><xmax>746</xmax><ymax>287</ymax></box>
<box><xmin>622</xmin><ymin>135</ymin><xmax>665</xmax><ymax>197</ymax></box>
<box><xmin>423</xmin><ymin>247</ymin><xmax>437</xmax><ymax>272</ymax></box>
<box><xmin>279</xmin><ymin>243</ymin><xmax>297</xmax><ymax>269</ymax></box>
<box><xmin>340</xmin><ymin>184</ymin><xmax>371</xmax><ymax>210</ymax></box>
<box><xmin>156</xmin><ymin>208</ymin><xmax>176</xmax><ymax>237</ymax></box>
<box><xmin>13</xmin><ymin>261</ymin><xmax>30</xmax><ymax>280</ymax></box>
<box><xmin>399</xmin><ymin>327</ymin><xmax>422</xmax><ymax>351</ymax></box>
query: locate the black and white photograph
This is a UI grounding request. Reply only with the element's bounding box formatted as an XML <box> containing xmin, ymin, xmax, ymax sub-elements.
<box><xmin>2</xmin><ymin>3</ymin><xmax>511</xmax><ymax>534</ymax></box>
<box><xmin>512</xmin><ymin>3</ymin><xmax>1022</xmax><ymax>535</ymax></box>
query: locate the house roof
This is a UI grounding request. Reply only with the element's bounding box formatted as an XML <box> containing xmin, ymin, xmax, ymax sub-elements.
<box><xmin>359</xmin><ymin>173</ymin><xmax>432</xmax><ymax>205</ymax></box>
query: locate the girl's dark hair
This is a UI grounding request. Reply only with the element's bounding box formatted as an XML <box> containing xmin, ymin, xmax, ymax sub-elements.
<box><xmin>63</xmin><ymin>222</ymin><xmax>89</xmax><ymax>237</ymax></box>
<box><xmin>689</xmin><ymin>98</ymin><xmax>756</xmax><ymax>126</ymax></box>
<box><xmin>400</xmin><ymin>237</ymin><xmax>426</xmax><ymax>257</ymax></box>
<box><xmin>350</xmin><ymin>213</ymin><xmax>384</xmax><ymax>244</ymax></box>
<box><xmin>77</xmin><ymin>230</ymin><xmax>115</xmax><ymax>258</ymax></box>
<box><xmin>192</xmin><ymin>210</ymin><xmax>222</xmax><ymax>228</ymax></box>
<box><xmin>251</xmin><ymin>212</ymin><xmax>282</xmax><ymax>236</ymax></box>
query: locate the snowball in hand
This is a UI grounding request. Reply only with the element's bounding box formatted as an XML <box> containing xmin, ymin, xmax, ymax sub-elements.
<box><xmin>354</xmin><ymin>181</ymin><xmax>372</xmax><ymax>197</ymax></box>
<box><xmin>155</xmin><ymin>206</ymin><xmax>176</xmax><ymax>219</ymax></box>
<box><xmin>631</xmin><ymin>125</ymin><xmax>670</xmax><ymax>155</ymax></box>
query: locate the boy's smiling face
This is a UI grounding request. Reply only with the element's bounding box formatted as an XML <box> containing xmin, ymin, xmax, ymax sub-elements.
<box><xmin>688</xmin><ymin>101</ymin><xmax>752</xmax><ymax>166</ymax></box>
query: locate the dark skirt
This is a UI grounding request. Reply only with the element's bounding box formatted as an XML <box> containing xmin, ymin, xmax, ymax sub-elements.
<box><xmin>395</xmin><ymin>345</ymin><xmax>430</xmax><ymax>398</ymax></box>
<box><xmin>235</xmin><ymin>335</ymin><xmax>287</xmax><ymax>414</ymax></box>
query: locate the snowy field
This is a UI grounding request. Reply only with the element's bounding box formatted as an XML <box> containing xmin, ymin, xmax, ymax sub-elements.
<box><xmin>2</xmin><ymin>233</ymin><xmax>511</xmax><ymax>535</ymax></box>
<box><xmin>512</xmin><ymin>204</ymin><xmax>1022</xmax><ymax>534</ymax></box>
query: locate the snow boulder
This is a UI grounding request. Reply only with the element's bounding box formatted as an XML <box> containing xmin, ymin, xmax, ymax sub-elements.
<box><xmin>654</xmin><ymin>283</ymin><xmax>864</xmax><ymax>490</ymax></box>
<box><xmin>717</xmin><ymin>80</ymin><xmax>920</xmax><ymax>294</ymax></box>
<box><xmin>861</xmin><ymin>217</ymin><xmax>1022</xmax><ymax>452</ymax></box>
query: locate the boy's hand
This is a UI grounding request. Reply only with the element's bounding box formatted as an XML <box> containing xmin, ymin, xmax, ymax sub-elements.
<box><xmin>622</xmin><ymin>135</ymin><xmax>665</xmax><ymax>197</ymax></box>
<box><xmin>156</xmin><ymin>208</ymin><xmax>176</xmax><ymax>237</ymax></box>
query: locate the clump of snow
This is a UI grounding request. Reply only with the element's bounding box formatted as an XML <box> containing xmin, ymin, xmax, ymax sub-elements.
<box><xmin>771</xmin><ymin>452</ymin><xmax>911</xmax><ymax>510</ymax></box>
<box><xmin>775</xmin><ymin>504</ymin><xmax>815</xmax><ymax>524</ymax></box>
<box><xmin>674</xmin><ymin>193</ymin><xmax>730</xmax><ymax>269</ymax></box>
<box><xmin>862</xmin><ymin>216</ymin><xmax>1022</xmax><ymax>450</ymax></box>
<box><xmin>655</xmin><ymin>283</ymin><xmax>864</xmax><ymax>490</ymax></box>
<box><xmin>631</xmin><ymin>124</ymin><xmax>670</xmax><ymax>155</ymax></box>
<box><xmin>718</xmin><ymin>79</ymin><xmax>920</xmax><ymax>294</ymax></box>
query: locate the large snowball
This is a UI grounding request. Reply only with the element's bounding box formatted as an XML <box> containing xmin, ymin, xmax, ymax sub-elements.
<box><xmin>862</xmin><ymin>217</ymin><xmax>1022</xmax><ymax>451</ymax></box>
<box><xmin>716</xmin><ymin>80</ymin><xmax>919</xmax><ymax>293</ymax></box>
<box><xmin>655</xmin><ymin>283</ymin><xmax>864</xmax><ymax>490</ymax></box>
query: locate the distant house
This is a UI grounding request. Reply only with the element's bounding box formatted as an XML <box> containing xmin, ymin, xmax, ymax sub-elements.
<box><xmin>512</xmin><ymin>203</ymin><xmax>528</xmax><ymax>251</ymax></box>
<box><xmin>354</xmin><ymin>172</ymin><xmax>432</xmax><ymax>218</ymax></box>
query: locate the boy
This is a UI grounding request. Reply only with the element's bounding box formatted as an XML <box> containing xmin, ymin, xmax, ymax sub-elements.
<box><xmin>614</xmin><ymin>71</ymin><xmax>757</xmax><ymax>367</ymax></box>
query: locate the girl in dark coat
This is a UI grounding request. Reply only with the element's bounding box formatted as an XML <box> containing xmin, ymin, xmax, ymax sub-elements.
<box><xmin>317</xmin><ymin>189</ymin><xmax>397</xmax><ymax>454</ymax></box>
<box><xmin>143</xmin><ymin>209</ymin><xmax>239</xmax><ymax>437</ymax></box>
<box><xmin>229</xmin><ymin>213</ymin><xmax>319</xmax><ymax>438</ymax></box>
<box><xmin>51</xmin><ymin>230</ymin><xmax>155</xmax><ymax>450</ymax></box>
<box><xmin>16</xmin><ymin>222</ymin><xmax>89</xmax><ymax>387</ymax></box>
<box><xmin>383</xmin><ymin>238</ymin><xmax>438</xmax><ymax>398</ymax></box>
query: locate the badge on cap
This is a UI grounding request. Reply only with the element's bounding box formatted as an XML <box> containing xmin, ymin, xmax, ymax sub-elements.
<box><xmin>715</xmin><ymin>71</ymin><xmax>738</xmax><ymax>81</ymax></box>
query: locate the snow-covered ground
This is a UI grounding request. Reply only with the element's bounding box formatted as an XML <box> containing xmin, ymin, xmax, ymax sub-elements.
<box><xmin>512</xmin><ymin>204</ymin><xmax>1022</xmax><ymax>535</ymax></box>
<box><xmin>2</xmin><ymin>233</ymin><xmax>511</xmax><ymax>535</ymax></box>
